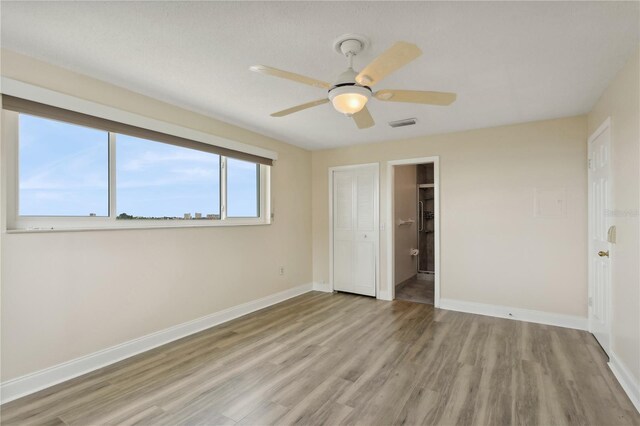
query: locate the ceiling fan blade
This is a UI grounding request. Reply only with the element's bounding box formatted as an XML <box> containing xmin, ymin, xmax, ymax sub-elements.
<box><xmin>250</xmin><ymin>65</ymin><xmax>331</xmax><ymax>89</ymax></box>
<box><xmin>271</xmin><ymin>98</ymin><xmax>329</xmax><ymax>117</ymax></box>
<box><xmin>374</xmin><ymin>89</ymin><xmax>457</xmax><ymax>106</ymax></box>
<box><xmin>352</xmin><ymin>106</ymin><xmax>375</xmax><ymax>129</ymax></box>
<box><xmin>355</xmin><ymin>42</ymin><xmax>422</xmax><ymax>87</ymax></box>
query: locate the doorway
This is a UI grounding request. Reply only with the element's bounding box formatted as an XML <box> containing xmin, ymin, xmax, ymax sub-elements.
<box><xmin>387</xmin><ymin>157</ymin><xmax>440</xmax><ymax>306</ymax></box>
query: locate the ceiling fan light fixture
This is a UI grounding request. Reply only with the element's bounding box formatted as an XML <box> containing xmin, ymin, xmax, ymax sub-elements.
<box><xmin>328</xmin><ymin>85</ymin><xmax>371</xmax><ymax>116</ymax></box>
<box><xmin>251</xmin><ymin>37</ymin><xmax>457</xmax><ymax>129</ymax></box>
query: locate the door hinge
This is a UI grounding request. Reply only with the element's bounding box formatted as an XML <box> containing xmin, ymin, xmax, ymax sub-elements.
<box><xmin>588</xmin><ymin>296</ymin><xmax>593</xmax><ymax>307</ymax></box>
<box><xmin>588</xmin><ymin>158</ymin><xmax>592</xmax><ymax>169</ymax></box>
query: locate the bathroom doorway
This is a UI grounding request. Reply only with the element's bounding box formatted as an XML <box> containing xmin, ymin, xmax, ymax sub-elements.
<box><xmin>387</xmin><ymin>157</ymin><xmax>440</xmax><ymax>306</ymax></box>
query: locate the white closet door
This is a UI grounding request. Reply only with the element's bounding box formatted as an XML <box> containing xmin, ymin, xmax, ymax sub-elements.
<box><xmin>333</xmin><ymin>166</ymin><xmax>378</xmax><ymax>297</ymax></box>
<box><xmin>333</xmin><ymin>171</ymin><xmax>356</xmax><ymax>293</ymax></box>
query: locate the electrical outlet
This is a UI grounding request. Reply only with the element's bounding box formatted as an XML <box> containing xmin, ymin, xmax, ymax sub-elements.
<box><xmin>279</xmin><ymin>267</ymin><xmax>285</xmax><ymax>276</ymax></box>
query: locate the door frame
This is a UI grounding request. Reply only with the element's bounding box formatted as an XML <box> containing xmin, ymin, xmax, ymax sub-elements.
<box><xmin>386</xmin><ymin>157</ymin><xmax>441</xmax><ymax>306</ymax></box>
<box><xmin>587</xmin><ymin>117</ymin><xmax>612</xmax><ymax>354</ymax></box>
<box><xmin>328</xmin><ymin>163</ymin><xmax>380</xmax><ymax>298</ymax></box>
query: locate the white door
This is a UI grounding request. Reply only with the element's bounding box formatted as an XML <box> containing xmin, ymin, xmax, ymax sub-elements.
<box><xmin>332</xmin><ymin>165</ymin><xmax>378</xmax><ymax>297</ymax></box>
<box><xmin>588</xmin><ymin>119</ymin><xmax>612</xmax><ymax>355</ymax></box>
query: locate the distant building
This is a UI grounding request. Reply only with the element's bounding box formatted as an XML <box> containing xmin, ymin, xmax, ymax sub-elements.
<box><xmin>89</xmin><ymin>213</ymin><xmax>97</xmax><ymax>217</ymax></box>
<box><xmin>195</xmin><ymin>212</ymin><xmax>202</xmax><ymax>219</ymax></box>
<box><xmin>184</xmin><ymin>213</ymin><xmax>192</xmax><ymax>220</ymax></box>
<box><xmin>206</xmin><ymin>214</ymin><xmax>216</xmax><ymax>219</ymax></box>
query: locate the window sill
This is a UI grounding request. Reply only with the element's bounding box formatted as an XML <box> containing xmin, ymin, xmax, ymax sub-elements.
<box><xmin>6</xmin><ymin>219</ymin><xmax>270</xmax><ymax>234</ymax></box>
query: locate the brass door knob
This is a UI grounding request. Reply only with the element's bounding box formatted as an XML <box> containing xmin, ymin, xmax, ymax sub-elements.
<box><xmin>598</xmin><ymin>250</ymin><xmax>609</xmax><ymax>257</ymax></box>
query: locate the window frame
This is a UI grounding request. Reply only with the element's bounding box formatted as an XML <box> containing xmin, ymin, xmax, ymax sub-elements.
<box><xmin>225</xmin><ymin>157</ymin><xmax>261</xmax><ymax>219</ymax></box>
<box><xmin>2</xmin><ymin>110</ymin><xmax>271</xmax><ymax>232</ymax></box>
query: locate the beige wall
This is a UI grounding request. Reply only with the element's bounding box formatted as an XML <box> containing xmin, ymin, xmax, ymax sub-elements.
<box><xmin>4</xmin><ymin>45</ymin><xmax>632</xmax><ymax>387</ymax></box>
<box><xmin>0</xmin><ymin>50</ymin><xmax>313</xmax><ymax>380</ymax></box>
<box><xmin>393</xmin><ymin>165</ymin><xmax>418</xmax><ymax>285</ymax></box>
<box><xmin>313</xmin><ymin>116</ymin><xmax>588</xmax><ymax>316</ymax></box>
<box><xmin>588</xmin><ymin>46</ymin><xmax>640</xmax><ymax>383</ymax></box>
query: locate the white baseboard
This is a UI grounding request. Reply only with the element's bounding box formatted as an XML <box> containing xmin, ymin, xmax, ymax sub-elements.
<box><xmin>0</xmin><ymin>283</ymin><xmax>313</xmax><ymax>405</ymax></box>
<box><xmin>609</xmin><ymin>352</ymin><xmax>640</xmax><ymax>414</ymax></box>
<box><xmin>439</xmin><ymin>298</ymin><xmax>587</xmax><ymax>330</ymax></box>
<box><xmin>312</xmin><ymin>282</ymin><xmax>332</xmax><ymax>293</ymax></box>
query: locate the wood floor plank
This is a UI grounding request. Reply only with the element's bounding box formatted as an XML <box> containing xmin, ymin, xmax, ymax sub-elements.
<box><xmin>236</xmin><ymin>401</ymin><xmax>290</xmax><ymax>426</ymax></box>
<box><xmin>2</xmin><ymin>291</ymin><xmax>639</xmax><ymax>426</ymax></box>
<box><xmin>395</xmin><ymin>386</ymin><xmax>441</xmax><ymax>425</ymax></box>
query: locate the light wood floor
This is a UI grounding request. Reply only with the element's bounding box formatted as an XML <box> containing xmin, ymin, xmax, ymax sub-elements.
<box><xmin>2</xmin><ymin>291</ymin><xmax>638</xmax><ymax>426</ymax></box>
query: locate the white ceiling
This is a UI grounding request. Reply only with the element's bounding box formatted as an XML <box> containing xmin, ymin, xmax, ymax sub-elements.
<box><xmin>1</xmin><ymin>1</ymin><xmax>638</xmax><ymax>150</ymax></box>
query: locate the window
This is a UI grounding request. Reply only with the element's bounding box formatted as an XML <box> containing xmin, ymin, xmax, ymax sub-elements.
<box><xmin>18</xmin><ymin>114</ymin><xmax>109</xmax><ymax>217</ymax></box>
<box><xmin>116</xmin><ymin>134</ymin><xmax>221</xmax><ymax>220</ymax></box>
<box><xmin>226</xmin><ymin>157</ymin><xmax>259</xmax><ymax>218</ymax></box>
<box><xmin>4</xmin><ymin>108</ymin><xmax>270</xmax><ymax>230</ymax></box>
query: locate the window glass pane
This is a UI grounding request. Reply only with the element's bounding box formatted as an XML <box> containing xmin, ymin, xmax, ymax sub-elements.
<box><xmin>227</xmin><ymin>158</ymin><xmax>259</xmax><ymax>218</ymax></box>
<box><xmin>18</xmin><ymin>114</ymin><xmax>109</xmax><ymax>217</ymax></box>
<box><xmin>116</xmin><ymin>134</ymin><xmax>220</xmax><ymax>220</ymax></box>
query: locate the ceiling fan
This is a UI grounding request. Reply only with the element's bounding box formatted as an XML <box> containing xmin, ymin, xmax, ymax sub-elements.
<box><xmin>250</xmin><ymin>34</ymin><xmax>457</xmax><ymax>129</ymax></box>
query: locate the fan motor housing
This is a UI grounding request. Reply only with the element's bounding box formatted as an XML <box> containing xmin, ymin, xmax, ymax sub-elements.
<box><xmin>332</xmin><ymin>68</ymin><xmax>359</xmax><ymax>86</ymax></box>
<box><xmin>330</xmin><ymin>68</ymin><xmax>372</xmax><ymax>94</ymax></box>
<box><xmin>328</xmin><ymin>84</ymin><xmax>372</xmax><ymax>100</ymax></box>
<box><xmin>328</xmin><ymin>82</ymin><xmax>372</xmax><ymax>96</ymax></box>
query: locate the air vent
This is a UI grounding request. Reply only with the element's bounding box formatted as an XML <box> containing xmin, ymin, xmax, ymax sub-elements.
<box><xmin>388</xmin><ymin>118</ymin><xmax>417</xmax><ymax>128</ymax></box>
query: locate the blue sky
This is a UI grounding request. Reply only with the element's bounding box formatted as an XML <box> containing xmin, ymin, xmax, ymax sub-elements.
<box><xmin>19</xmin><ymin>114</ymin><xmax>259</xmax><ymax>218</ymax></box>
<box><xmin>19</xmin><ymin>114</ymin><xmax>109</xmax><ymax>216</ymax></box>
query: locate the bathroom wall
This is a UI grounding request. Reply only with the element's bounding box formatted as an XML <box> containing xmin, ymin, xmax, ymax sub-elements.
<box><xmin>393</xmin><ymin>165</ymin><xmax>418</xmax><ymax>285</ymax></box>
